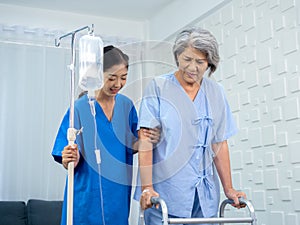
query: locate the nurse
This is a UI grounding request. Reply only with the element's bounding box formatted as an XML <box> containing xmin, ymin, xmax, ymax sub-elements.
<box><xmin>52</xmin><ymin>45</ymin><xmax>159</xmax><ymax>225</ymax></box>
<box><xmin>137</xmin><ymin>27</ymin><xmax>247</xmax><ymax>224</ymax></box>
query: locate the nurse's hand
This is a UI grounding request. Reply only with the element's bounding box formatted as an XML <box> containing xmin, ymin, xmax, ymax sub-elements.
<box><xmin>142</xmin><ymin>127</ymin><xmax>161</xmax><ymax>144</ymax></box>
<box><xmin>225</xmin><ymin>188</ymin><xmax>247</xmax><ymax>209</ymax></box>
<box><xmin>140</xmin><ymin>187</ymin><xmax>159</xmax><ymax>210</ymax></box>
<box><xmin>62</xmin><ymin>144</ymin><xmax>80</xmax><ymax>169</ymax></box>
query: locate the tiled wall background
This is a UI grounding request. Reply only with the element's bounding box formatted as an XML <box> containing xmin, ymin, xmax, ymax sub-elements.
<box><xmin>152</xmin><ymin>0</ymin><xmax>300</xmax><ymax>224</ymax></box>
<box><xmin>199</xmin><ymin>0</ymin><xmax>300</xmax><ymax>224</ymax></box>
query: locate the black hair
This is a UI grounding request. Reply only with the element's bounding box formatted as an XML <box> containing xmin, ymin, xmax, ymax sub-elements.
<box><xmin>77</xmin><ymin>45</ymin><xmax>129</xmax><ymax>98</ymax></box>
<box><xmin>103</xmin><ymin>45</ymin><xmax>129</xmax><ymax>72</ymax></box>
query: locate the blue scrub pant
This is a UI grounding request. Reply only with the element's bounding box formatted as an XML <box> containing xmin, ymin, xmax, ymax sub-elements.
<box><xmin>143</xmin><ymin>191</ymin><xmax>217</xmax><ymax>225</ymax></box>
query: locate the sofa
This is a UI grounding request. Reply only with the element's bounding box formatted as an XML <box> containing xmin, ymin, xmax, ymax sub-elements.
<box><xmin>0</xmin><ymin>199</ymin><xmax>62</xmax><ymax>225</ymax></box>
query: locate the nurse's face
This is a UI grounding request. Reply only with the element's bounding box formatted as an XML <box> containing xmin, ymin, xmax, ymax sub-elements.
<box><xmin>177</xmin><ymin>46</ymin><xmax>208</xmax><ymax>84</ymax></box>
<box><xmin>102</xmin><ymin>63</ymin><xmax>128</xmax><ymax>97</ymax></box>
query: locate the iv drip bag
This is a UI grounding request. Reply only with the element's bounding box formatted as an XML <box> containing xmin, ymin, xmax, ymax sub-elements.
<box><xmin>78</xmin><ymin>34</ymin><xmax>103</xmax><ymax>92</ymax></box>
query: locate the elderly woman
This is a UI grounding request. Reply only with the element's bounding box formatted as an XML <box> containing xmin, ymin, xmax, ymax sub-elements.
<box><xmin>136</xmin><ymin>27</ymin><xmax>246</xmax><ymax>224</ymax></box>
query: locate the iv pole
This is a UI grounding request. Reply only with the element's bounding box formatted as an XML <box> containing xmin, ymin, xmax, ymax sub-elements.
<box><xmin>55</xmin><ymin>24</ymin><xmax>94</xmax><ymax>225</ymax></box>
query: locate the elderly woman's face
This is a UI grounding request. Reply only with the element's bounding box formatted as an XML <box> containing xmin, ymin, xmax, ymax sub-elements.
<box><xmin>177</xmin><ymin>46</ymin><xmax>208</xmax><ymax>84</ymax></box>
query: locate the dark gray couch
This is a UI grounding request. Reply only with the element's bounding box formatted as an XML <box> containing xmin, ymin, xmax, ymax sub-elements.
<box><xmin>0</xmin><ymin>199</ymin><xmax>62</xmax><ymax>225</ymax></box>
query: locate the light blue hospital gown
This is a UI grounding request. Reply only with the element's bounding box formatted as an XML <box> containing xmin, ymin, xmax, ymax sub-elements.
<box><xmin>52</xmin><ymin>94</ymin><xmax>138</xmax><ymax>225</ymax></box>
<box><xmin>135</xmin><ymin>73</ymin><xmax>237</xmax><ymax>223</ymax></box>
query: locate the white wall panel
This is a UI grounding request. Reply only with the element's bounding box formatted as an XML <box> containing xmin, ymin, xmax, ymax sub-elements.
<box><xmin>272</xmin><ymin>77</ymin><xmax>287</xmax><ymax>99</ymax></box>
<box><xmin>262</xmin><ymin>125</ymin><xmax>276</xmax><ymax>146</ymax></box>
<box><xmin>257</xmin><ymin>46</ymin><xmax>272</xmax><ymax>70</ymax></box>
<box><xmin>277</xmin><ymin>131</ymin><xmax>288</xmax><ymax>147</ymax></box>
<box><xmin>293</xmin><ymin>189</ymin><xmax>300</xmax><ymax>211</ymax></box>
<box><xmin>284</xmin><ymin>97</ymin><xmax>300</xmax><ymax>121</ymax></box>
<box><xmin>289</xmin><ymin>76</ymin><xmax>300</xmax><ymax>93</ymax></box>
<box><xmin>279</xmin><ymin>186</ymin><xmax>292</xmax><ymax>201</ymax></box>
<box><xmin>270</xmin><ymin>211</ymin><xmax>285</xmax><ymax>225</ymax></box>
<box><xmin>286</xmin><ymin>214</ymin><xmax>298</xmax><ymax>225</ymax></box>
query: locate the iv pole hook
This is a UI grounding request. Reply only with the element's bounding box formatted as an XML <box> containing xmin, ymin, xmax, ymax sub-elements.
<box><xmin>55</xmin><ymin>25</ymin><xmax>93</xmax><ymax>47</ymax></box>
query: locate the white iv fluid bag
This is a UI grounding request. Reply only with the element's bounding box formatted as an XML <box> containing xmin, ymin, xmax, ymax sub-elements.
<box><xmin>78</xmin><ymin>34</ymin><xmax>103</xmax><ymax>92</ymax></box>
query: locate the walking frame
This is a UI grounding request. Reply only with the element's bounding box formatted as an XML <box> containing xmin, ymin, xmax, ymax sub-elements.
<box><xmin>140</xmin><ymin>197</ymin><xmax>257</xmax><ymax>225</ymax></box>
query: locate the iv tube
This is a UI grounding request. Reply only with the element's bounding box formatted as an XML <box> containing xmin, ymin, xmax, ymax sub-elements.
<box><xmin>78</xmin><ymin>33</ymin><xmax>103</xmax><ymax>99</ymax></box>
<box><xmin>79</xmin><ymin>32</ymin><xmax>106</xmax><ymax>225</ymax></box>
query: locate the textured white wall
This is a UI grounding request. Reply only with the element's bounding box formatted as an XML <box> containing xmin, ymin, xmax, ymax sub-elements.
<box><xmin>146</xmin><ymin>0</ymin><xmax>228</xmax><ymax>40</ymax></box>
<box><xmin>205</xmin><ymin>1</ymin><xmax>300</xmax><ymax>224</ymax></box>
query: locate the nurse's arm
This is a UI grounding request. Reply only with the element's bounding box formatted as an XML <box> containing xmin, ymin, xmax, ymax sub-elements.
<box><xmin>212</xmin><ymin>141</ymin><xmax>246</xmax><ymax>208</ymax></box>
<box><xmin>138</xmin><ymin>128</ymin><xmax>159</xmax><ymax>210</ymax></box>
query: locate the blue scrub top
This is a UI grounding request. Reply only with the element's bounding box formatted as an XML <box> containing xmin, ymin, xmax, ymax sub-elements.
<box><xmin>135</xmin><ymin>73</ymin><xmax>237</xmax><ymax>218</ymax></box>
<box><xmin>52</xmin><ymin>94</ymin><xmax>138</xmax><ymax>225</ymax></box>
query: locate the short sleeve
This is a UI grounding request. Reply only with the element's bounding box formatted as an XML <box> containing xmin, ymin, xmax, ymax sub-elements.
<box><xmin>129</xmin><ymin>106</ymin><xmax>138</xmax><ymax>138</ymax></box>
<box><xmin>51</xmin><ymin>110</ymin><xmax>69</xmax><ymax>163</ymax></box>
<box><xmin>211</xmin><ymin>84</ymin><xmax>238</xmax><ymax>143</ymax></box>
<box><xmin>138</xmin><ymin>79</ymin><xmax>161</xmax><ymax>129</ymax></box>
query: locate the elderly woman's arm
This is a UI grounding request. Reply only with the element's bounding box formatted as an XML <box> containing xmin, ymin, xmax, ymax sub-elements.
<box><xmin>213</xmin><ymin>141</ymin><xmax>247</xmax><ymax>208</ymax></box>
<box><xmin>138</xmin><ymin>129</ymin><xmax>159</xmax><ymax>210</ymax></box>
<box><xmin>132</xmin><ymin>127</ymin><xmax>160</xmax><ymax>153</ymax></box>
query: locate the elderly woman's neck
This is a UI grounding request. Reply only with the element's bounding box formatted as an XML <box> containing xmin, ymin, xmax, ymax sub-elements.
<box><xmin>175</xmin><ymin>71</ymin><xmax>202</xmax><ymax>101</ymax></box>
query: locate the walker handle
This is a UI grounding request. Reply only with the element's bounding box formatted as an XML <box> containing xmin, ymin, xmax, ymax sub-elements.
<box><xmin>223</xmin><ymin>197</ymin><xmax>247</xmax><ymax>205</ymax></box>
<box><xmin>219</xmin><ymin>197</ymin><xmax>257</xmax><ymax>225</ymax></box>
<box><xmin>150</xmin><ymin>196</ymin><xmax>161</xmax><ymax>204</ymax></box>
<box><xmin>139</xmin><ymin>197</ymin><xmax>169</xmax><ymax>225</ymax></box>
<box><xmin>150</xmin><ymin>197</ymin><xmax>169</xmax><ymax>225</ymax></box>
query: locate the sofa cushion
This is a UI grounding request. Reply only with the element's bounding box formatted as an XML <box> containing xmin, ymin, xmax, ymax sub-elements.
<box><xmin>27</xmin><ymin>199</ymin><xmax>62</xmax><ymax>225</ymax></box>
<box><xmin>0</xmin><ymin>201</ymin><xmax>27</xmax><ymax>225</ymax></box>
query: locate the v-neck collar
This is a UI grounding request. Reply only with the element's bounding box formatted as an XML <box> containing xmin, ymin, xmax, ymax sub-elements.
<box><xmin>95</xmin><ymin>94</ymin><xmax>118</xmax><ymax>123</ymax></box>
<box><xmin>172</xmin><ymin>73</ymin><xmax>204</xmax><ymax>103</ymax></box>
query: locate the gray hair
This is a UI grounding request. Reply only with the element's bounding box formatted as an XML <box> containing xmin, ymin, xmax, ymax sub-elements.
<box><xmin>173</xmin><ymin>27</ymin><xmax>220</xmax><ymax>76</ymax></box>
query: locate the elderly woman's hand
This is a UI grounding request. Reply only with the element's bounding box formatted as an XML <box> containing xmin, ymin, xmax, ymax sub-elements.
<box><xmin>225</xmin><ymin>188</ymin><xmax>247</xmax><ymax>209</ymax></box>
<box><xmin>140</xmin><ymin>187</ymin><xmax>160</xmax><ymax>210</ymax></box>
<box><xmin>62</xmin><ymin>144</ymin><xmax>80</xmax><ymax>169</ymax></box>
